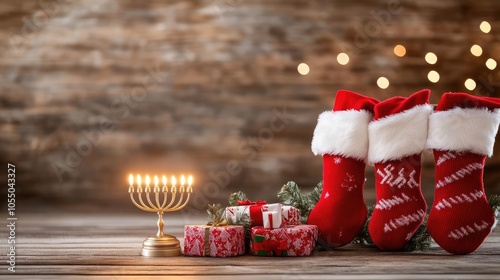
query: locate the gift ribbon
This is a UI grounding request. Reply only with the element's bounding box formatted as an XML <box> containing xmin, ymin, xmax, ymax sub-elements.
<box><xmin>253</xmin><ymin>235</ymin><xmax>288</xmax><ymax>256</ymax></box>
<box><xmin>266</xmin><ymin>212</ymin><xmax>274</xmax><ymax>229</ymax></box>
<box><xmin>237</xmin><ymin>199</ymin><xmax>267</xmax><ymax>206</ymax></box>
<box><xmin>203</xmin><ymin>220</ymin><xmax>228</xmax><ymax>256</ymax></box>
<box><xmin>235</xmin><ymin>199</ymin><xmax>267</xmax><ymax>226</ymax></box>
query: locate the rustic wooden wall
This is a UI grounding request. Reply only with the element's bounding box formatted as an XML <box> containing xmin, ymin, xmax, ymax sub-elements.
<box><xmin>0</xmin><ymin>0</ymin><xmax>499</xmax><ymax>213</ymax></box>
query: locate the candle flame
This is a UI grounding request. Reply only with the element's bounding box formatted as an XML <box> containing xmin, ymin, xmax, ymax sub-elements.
<box><xmin>180</xmin><ymin>174</ymin><xmax>186</xmax><ymax>186</ymax></box>
<box><xmin>162</xmin><ymin>175</ymin><xmax>167</xmax><ymax>186</ymax></box>
<box><xmin>137</xmin><ymin>174</ymin><xmax>142</xmax><ymax>186</ymax></box>
<box><xmin>128</xmin><ymin>174</ymin><xmax>134</xmax><ymax>186</ymax></box>
<box><xmin>171</xmin><ymin>176</ymin><xmax>177</xmax><ymax>186</ymax></box>
<box><xmin>188</xmin><ymin>175</ymin><xmax>193</xmax><ymax>186</ymax></box>
<box><xmin>154</xmin><ymin>175</ymin><xmax>159</xmax><ymax>186</ymax></box>
<box><xmin>145</xmin><ymin>175</ymin><xmax>150</xmax><ymax>186</ymax></box>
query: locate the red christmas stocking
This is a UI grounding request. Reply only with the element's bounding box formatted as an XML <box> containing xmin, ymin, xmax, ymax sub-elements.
<box><xmin>368</xmin><ymin>89</ymin><xmax>432</xmax><ymax>251</ymax></box>
<box><xmin>308</xmin><ymin>90</ymin><xmax>379</xmax><ymax>247</ymax></box>
<box><xmin>426</xmin><ymin>92</ymin><xmax>500</xmax><ymax>254</ymax></box>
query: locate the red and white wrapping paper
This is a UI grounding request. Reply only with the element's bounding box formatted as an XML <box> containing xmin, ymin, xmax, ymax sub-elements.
<box><xmin>250</xmin><ymin>225</ymin><xmax>318</xmax><ymax>257</ymax></box>
<box><xmin>226</xmin><ymin>203</ymin><xmax>301</xmax><ymax>226</ymax></box>
<box><xmin>263</xmin><ymin>211</ymin><xmax>281</xmax><ymax>229</ymax></box>
<box><xmin>183</xmin><ymin>225</ymin><xmax>245</xmax><ymax>257</ymax></box>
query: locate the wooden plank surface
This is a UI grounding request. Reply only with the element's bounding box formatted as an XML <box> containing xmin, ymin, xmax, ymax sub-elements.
<box><xmin>1</xmin><ymin>213</ymin><xmax>499</xmax><ymax>279</ymax></box>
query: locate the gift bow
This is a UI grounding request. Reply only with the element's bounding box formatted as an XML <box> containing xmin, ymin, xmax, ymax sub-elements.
<box><xmin>254</xmin><ymin>236</ymin><xmax>288</xmax><ymax>256</ymax></box>
<box><xmin>206</xmin><ymin>221</ymin><xmax>228</xmax><ymax>226</ymax></box>
<box><xmin>237</xmin><ymin>199</ymin><xmax>267</xmax><ymax>206</ymax></box>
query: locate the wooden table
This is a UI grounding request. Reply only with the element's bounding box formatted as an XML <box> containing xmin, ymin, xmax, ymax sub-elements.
<box><xmin>2</xmin><ymin>213</ymin><xmax>499</xmax><ymax>279</ymax></box>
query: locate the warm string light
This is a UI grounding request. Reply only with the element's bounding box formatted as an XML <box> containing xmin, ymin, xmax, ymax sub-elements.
<box><xmin>428</xmin><ymin>70</ymin><xmax>440</xmax><ymax>83</ymax></box>
<box><xmin>480</xmin><ymin>21</ymin><xmax>491</xmax><ymax>33</ymax></box>
<box><xmin>470</xmin><ymin>45</ymin><xmax>483</xmax><ymax>57</ymax></box>
<box><xmin>465</xmin><ymin>78</ymin><xmax>476</xmax><ymax>91</ymax></box>
<box><xmin>377</xmin><ymin>77</ymin><xmax>390</xmax><ymax>89</ymax></box>
<box><xmin>394</xmin><ymin>45</ymin><xmax>406</xmax><ymax>57</ymax></box>
<box><xmin>486</xmin><ymin>58</ymin><xmax>497</xmax><ymax>70</ymax></box>
<box><xmin>337</xmin><ymin>53</ymin><xmax>349</xmax><ymax>65</ymax></box>
<box><xmin>297</xmin><ymin>63</ymin><xmax>310</xmax><ymax>75</ymax></box>
<box><xmin>425</xmin><ymin>52</ymin><xmax>437</xmax><ymax>64</ymax></box>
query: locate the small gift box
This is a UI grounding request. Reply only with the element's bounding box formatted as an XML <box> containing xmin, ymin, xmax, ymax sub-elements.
<box><xmin>226</xmin><ymin>200</ymin><xmax>300</xmax><ymax>227</ymax></box>
<box><xmin>250</xmin><ymin>225</ymin><xmax>318</xmax><ymax>257</ymax></box>
<box><xmin>263</xmin><ymin>210</ymin><xmax>281</xmax><ymax>229</ymax></box>
<box><xmin>184</xmin><ymin>225</ymin><xmax>245</xmax><ymax>257</ymax></box>
<box><xmin>184</xmin><ymin>204</ymin><xmax>245</xmax><ymax>257</ymax></box>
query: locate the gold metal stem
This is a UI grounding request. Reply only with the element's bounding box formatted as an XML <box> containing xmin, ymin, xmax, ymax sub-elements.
<box><xmin>156</xmin><ymin>212</ymin><xmax>165</xmax><ymax>237</ymax></box>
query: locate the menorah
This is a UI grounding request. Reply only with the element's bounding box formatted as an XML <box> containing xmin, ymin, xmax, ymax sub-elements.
<box><xmin>128</xmin><ymin>174</ymin><xmax>193</xmax><ymax>257</ymax></box>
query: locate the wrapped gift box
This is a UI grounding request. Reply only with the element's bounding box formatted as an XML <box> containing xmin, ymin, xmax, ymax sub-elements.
<box><xmin>250</xmin><ymin>225</ymin><xmax>318</xmax><ymax>257</ymax></box>
<box><xmin>184</xmin><ymin>225</ymin><xmax>245</xmax><ymax>257</ymax></box>
<box><xmin>225</xmin><ymin>202</ymin><xmax>301</xmax><ymax>227</ymax></box>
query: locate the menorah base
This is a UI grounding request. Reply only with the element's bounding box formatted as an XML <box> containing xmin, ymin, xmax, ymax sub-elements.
<box><xmin>141</xmin><ymin>235</ymin><xmax>182</xmax><ymax>257</ymax></box>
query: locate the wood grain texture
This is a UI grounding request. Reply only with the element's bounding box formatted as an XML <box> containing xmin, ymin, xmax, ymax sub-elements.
<box><xmin>0</xmin><ymin>0</ymin><xmax>499</xmax><ymax>212</ymax></box>
<box><xmin>0</xmin><ymin>214</ymin><xmax>499</xmax><ymax>278</ymax></box>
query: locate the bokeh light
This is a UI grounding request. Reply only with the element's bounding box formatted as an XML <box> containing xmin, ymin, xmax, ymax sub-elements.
<box><xmin>337</xmin><ymin>53</ymin><xmax>350</xmax><ymax>65</ymax></box>
<box><xmin>486</xmin><ymin>58</ymin><xmax>497</xmax><ymax>70</ymax></box>
<box><xmin>425</xmin><ymin>52</ymin><xmax>438</xmax><ymax>64</ymax></box>
<box><xmin>297</xmin><ymin>63</ymin><xmax>310</xmax><ymax>75</ymax></box>
<box><xmin>470</xmin><ymin>45</ymin><xmax>483</xmax><ymax>57</ymax></box>
<box><xmin>394</xmin><ymin>45</ymin><xmax>406</xmax><ymax>57</ymax></box>
<box><xmin>377</xmin><ymin>77</ymin><xmax>390</xmax><ymax>89</ymax></box>
<box><xmin>427</xmin><ymin>70</ymin><xmax>440</xmax><ymax>83</ymax></box>
<box><xmin>465</xmin><ymin>78</ymin><xmax>476</xmax><ymax>91</ymax></box>
<box><xmin>480</xmin><ymin>21</ymin><xmax>491</xmax><ymax>33</ymax></box>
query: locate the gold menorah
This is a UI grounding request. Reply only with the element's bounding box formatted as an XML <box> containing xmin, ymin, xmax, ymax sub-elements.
<box><xmin>128</xmin><ymin>174</ymin><xmax>193</xmax><ymax>257</ymax></box>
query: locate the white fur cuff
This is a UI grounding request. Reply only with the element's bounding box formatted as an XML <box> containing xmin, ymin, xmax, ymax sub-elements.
<box><xmin>368</xmin><ymin>104</ymin><xmax>433</xmax><ymax>163</ymax></box>
<box><xmin>426</xmin><ymin>108</ymin><xmax>500</xmax><ymax>157</ymax></box>
<box><xmin>311</xmin><ymin>110</ymin><xmax>372</xmax><ymax>160</ymax></box>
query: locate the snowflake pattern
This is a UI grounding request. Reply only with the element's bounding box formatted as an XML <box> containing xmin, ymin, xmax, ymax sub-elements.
<box><xmin>250</xmin><ymin>225</ymin><xmax>318</xmax><ymax>257</ymax></box>
<box><xmin>184</xmin><ymin>225</ymin><xmax>244</xmax><ymax>257</ymax></box>
<box><xmin>334</xmin><ymin>157</ymin><xmax>342</xmax><ymax>164</ymax></box>
<box><xmin>341</xmin><ymin>173</ymin><xmax>357</xmax><ymax>191</ymax></box>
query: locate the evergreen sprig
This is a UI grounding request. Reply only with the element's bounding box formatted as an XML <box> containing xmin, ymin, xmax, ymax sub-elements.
<box><xmin>228</xmin><ymin>191</ymin><xmax>247</xmax><ymax>206</ymax></box>
<box><xmin>352</xmin><ymin>205</ymin><xmax>374</xmax><ymax>245</ymax></box>
<box><xmin>227</xmin><ymin>192</ymin><xmax>252</xmax><ymax>237</ymax></box>
<box><xmin>207</xmin><ymin>204</ymin><xmax>226</xmax><ymax>225</ymax></box>
<box><xmin>489</xmin><ymin>194</ymin><xmax>500</xmax><ymax>231</ymax></box>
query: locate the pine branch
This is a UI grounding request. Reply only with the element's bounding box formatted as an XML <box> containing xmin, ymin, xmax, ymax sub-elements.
<box><xmin>489</xmin><ymin>194</ymin><xmax>500</xmax><ymax>231</ymax></box>
<box><xmin>352</xmin><ymin>205</ymin><xmax>374</xmax><ymax>245</ymax></box>
<box><xmin>228</xmin><ymin>191</ymin><xmax>247</xmax><ymax>206</ymax></box>
<box><xmin>305</xmin><ymin>181</ymin><xmax>323</xmax><ymax>209</ymax></box>
<box><xmin>277</xmin><ymin>181</ymin><xmax>310</xmax><ymax>223</ymax></box>
<box><xmin>403</xmin><ymin>217</ymin><xmax>431</xmax><ymax>252</ymax></box>
<box><xmin>207</xmin><ymin>204</ymin><xmax>226</xmax><ymax>225</ymax></box>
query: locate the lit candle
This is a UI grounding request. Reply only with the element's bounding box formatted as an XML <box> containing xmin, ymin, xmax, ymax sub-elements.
<box><xmin>128</xmin><ymin>174</ymin><xmax>134</xmax><ymax>192</ymax></box>
<box><xmin>153</xmin><ymin>175</ymin><xmax>160</xmax><ymax>193</ymax></box>
<box><xmin>171</xmin><ymin>176</ymin><xmax>177</xmax><ymax>193</ymax></box>
<box><xmin>136</xmin><ymin>174</ymin><xmax>142</xmax><ymax>193</ymax></box>
<box><xmin>162</xmin><ymin>175</ymin><xmax>168</xmax><ymax>192</ymax></box>
<box><xmin>187</xmin><ymin>175</ymin><xmax>193</xmax><ymax>193</ymax></box>
<box><xmin>180</xmin><ymin>174</ymin><xmax>186</xmax><ymax>193</ymax></box>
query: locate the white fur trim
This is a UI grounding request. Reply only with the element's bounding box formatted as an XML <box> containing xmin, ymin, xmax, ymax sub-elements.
<box><xmin>426</xmin><ymin>108</ymin><xmax>500</xmax><ymax>157</ymax></box>
<box><xmin>311</xmin><ymin>110</ymin><xmax>372</xmax><ymax>160</ymax></box>
<box><xmin>368</xmin><ymin>104</ymin><xmax>433</xmax><ymax>163</ymax></box>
